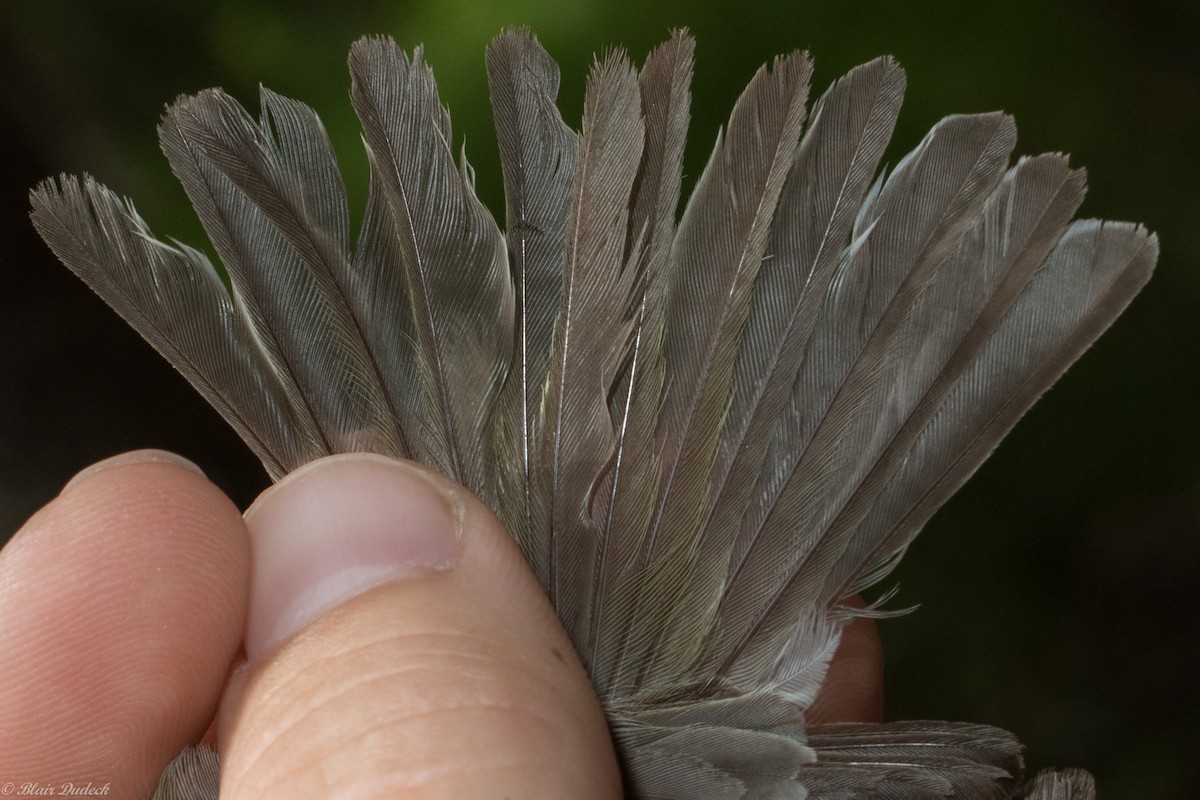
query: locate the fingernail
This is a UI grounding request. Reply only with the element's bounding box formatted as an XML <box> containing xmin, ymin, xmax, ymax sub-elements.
<box><xmin>243</xmin><ymin>454</ymin><xmax>461</xmax><ymax>661</ymax></box>
<box><xmin>64</xmin><ymin>449</ymin><xmax>205</xmax><ymax>492</ymax></box>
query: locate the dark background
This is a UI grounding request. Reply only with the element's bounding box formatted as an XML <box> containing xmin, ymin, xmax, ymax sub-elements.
<box><xmin>1</xmin><ymin>2</ymin><xmax>1196</xmax><ymax>797</ymax></box>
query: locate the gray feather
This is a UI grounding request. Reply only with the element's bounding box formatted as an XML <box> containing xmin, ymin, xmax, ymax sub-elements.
<box><xmin>719</xmin><ymin>153</ymin><xmax>1094</xmax><ymax>680</ymax></box>
<box><xmin>534</xmin><ymin>48</ymin><xmax>644</xmax><ymax>640</ymax></box>
<box><xmin>1019</xmin><ymin>769</ymin><xmax>1096</xmax><ymax>800</ymax></box>
<box><xmin>486</xmin><ymin>27</ymin><xmax>578</xmax><ymax>551</ymax></box>
<box><xmin>839</xmin><ymin>219</ymin><xmax>1156</xmax><ymax>594</ymax></box>
<box><xmin>29</xmin><ymin>175</ymin><xmax>308</xmax><ymax>479</ymax></box>
<box><xmin>803</xmin><ymin>722</ymin><xmax>1022</xmax><ymax>799</ymax></box>
<box><xmin>649</xmin><ymin>51</ymin><xmax>814</xmax><ymax>564</ymax></box>
<box><xmin>349</xmin><ymin>37</ymin><xmax>513</xmax><ymax>492</ymax></box>
<box><xmin>160</xmin><ymin>90</ymin><xmax>375</xmax><ymax>459</ymax></box>
<box><xmin>590</xmin><ymin>29</ymin><xmax>694</xmax><ymax>693</ymax></box>
<box><xmin>699</xmin><ymin>57</ymin><xmax>906</xmax><ymax>568</ymax></box>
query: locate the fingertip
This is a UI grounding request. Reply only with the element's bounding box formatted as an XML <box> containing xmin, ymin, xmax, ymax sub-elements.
<box><xmin>0</xmin><ymin>450</ymin><xmax>251</xmax><ymax>795</ymax></box>
<box><xmin>61</xmin><ymin>448</ymin><xmax>206</xmax><ymax>493</ymax></box>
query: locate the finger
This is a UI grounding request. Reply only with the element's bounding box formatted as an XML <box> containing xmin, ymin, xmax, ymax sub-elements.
<box><xmin>807</xmin><ymin>597</ymin><xmax>885</xmax><ymax>724</ymax></box>
<box><xmin>0</xmin><ymin>450</ymin><xmax>250</xmax><ymax>796</ymax></box>
<box><xmin>218</xmin><ymin>454</ymin><xmax>622</xmax><ymax>800</ymax></box>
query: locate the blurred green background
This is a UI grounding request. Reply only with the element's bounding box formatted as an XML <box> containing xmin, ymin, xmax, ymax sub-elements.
<box><xmin>1</xmin><ymin>1</ymin><xmax>1196</xmax><ymax>796</ymax></box>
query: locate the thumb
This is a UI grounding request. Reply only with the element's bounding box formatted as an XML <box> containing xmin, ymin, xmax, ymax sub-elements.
<box><xmin>217</xmin><ymin>454</ymin><xmax>621</xmax><ymax>800</ymax></box>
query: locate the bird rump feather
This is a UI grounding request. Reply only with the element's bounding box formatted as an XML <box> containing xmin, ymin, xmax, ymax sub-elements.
<box><xmin>30</xmin><ymin>27</ymin><xmax>1157</xmax><ymax>800</ymax></box>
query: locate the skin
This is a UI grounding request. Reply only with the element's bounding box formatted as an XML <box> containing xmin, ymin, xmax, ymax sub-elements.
<box><xmin>0</xmin><ymin>450</ymin><xmax>882</xmax><ymax>799</ymax></box>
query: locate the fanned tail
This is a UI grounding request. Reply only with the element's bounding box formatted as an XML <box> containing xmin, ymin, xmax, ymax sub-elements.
<box><xmin>31</xmin><ymin>31</ymin><xmax>1158</xmax><ymax>800</ymax></box>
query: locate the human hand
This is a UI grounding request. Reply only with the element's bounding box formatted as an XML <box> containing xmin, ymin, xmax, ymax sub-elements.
<box><xmin>0</xmin><ymin>450</ymin><xmax>880</xmax><ymax>799</ymax></box>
